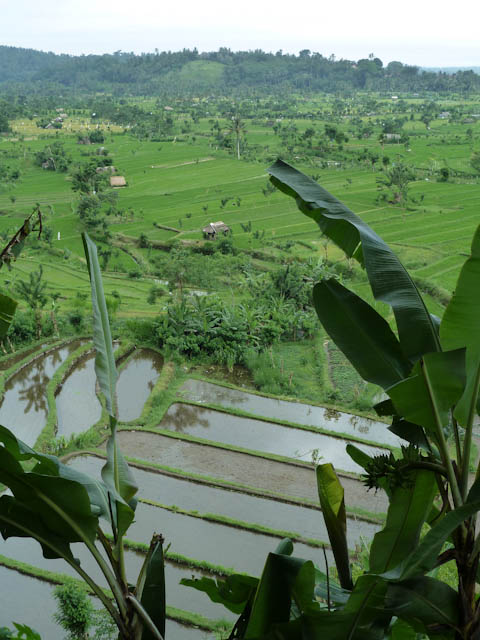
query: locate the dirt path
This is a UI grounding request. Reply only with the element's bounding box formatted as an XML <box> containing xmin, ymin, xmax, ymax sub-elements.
<box><xmin>150</xmin><ymin>157</ymin><xmax>214</xmax><ymax>169</ymax></box>
<box><xmin>116</xmin><ymin>431</ymin><xmax>388</xmax><ymax>515</ymax></box>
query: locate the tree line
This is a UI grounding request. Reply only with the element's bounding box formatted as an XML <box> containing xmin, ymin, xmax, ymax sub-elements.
<box><xmin>1</xmin><ymin>45</ymin><xmax>480</xmax><ymax>95</ymax></box>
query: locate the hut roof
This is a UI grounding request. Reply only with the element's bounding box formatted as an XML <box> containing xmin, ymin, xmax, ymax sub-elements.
<box><xmin>202</xmin><ymin>221</ymin><xmax>230</xmax><ymax>234</ymax></box>
<box><xmin>110</xmin><ymin>176</ymin><xmax>126</xmax><ymax>187</ymax></box>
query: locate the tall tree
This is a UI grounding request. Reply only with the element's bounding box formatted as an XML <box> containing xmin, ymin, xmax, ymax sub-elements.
<box><xmin>225</xmin><ymin>115</ymin><xmax>247</xmax><ymax>160</ymax></box>
<box><xmin>13</xmin><ymin>265</ymin><xmax>48</xmax><ymax>338</ymax></box>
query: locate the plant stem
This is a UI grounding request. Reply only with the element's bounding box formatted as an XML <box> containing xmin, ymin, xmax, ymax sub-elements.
<box><xmin>453</xmin><ymin>415</ymin><xmax>463</xmax><ymax>469</ymax></box>
<box><xmin>462</xmin><ymin>364</ymin><xmax>480</xmax><ymax>499</ymax></box>
<box><xmin>111</xmin><ymin>417</ymin><xmax>128</xmax><ymax>587</ymax></box>
<box><xmin>126</xmin><ymin>595</ymin><xmax>164</xmax><ymax>640</ymax></box>
<box><xmin>37</xmin><ymin>488</ymin><xmax>127</xmax><ymax>619</ymax></box>
<box><xmin>0</xmin><ymin>513</ymin><xmax>126</xmax><ymax>635</ymax></box>
<box><xmin>422</xmin><ymin>362</ymin><xmax>463</xmax><ymax>508</ymax></box>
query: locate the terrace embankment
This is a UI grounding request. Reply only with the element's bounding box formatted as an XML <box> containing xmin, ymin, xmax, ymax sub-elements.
<box><xmin>114</xmin><ymin>430</ymin><xmax>388</xmax><ymax>514</ymax></box>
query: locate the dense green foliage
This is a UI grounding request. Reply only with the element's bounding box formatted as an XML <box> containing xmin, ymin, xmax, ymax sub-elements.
<box><xmin>153</xmin><ymin>292</ymin><xmax>316</xmax><ymax>367</ymax></box>
<box><xmin>0</xmin><ymin>46</ymin><xmax>480</xmax><ymax>96</ymax></box>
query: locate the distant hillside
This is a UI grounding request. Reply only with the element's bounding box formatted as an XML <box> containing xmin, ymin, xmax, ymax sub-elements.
<box><xmin>1</xmin><ymin>45</ymin><xmax>480</xmax><ymax>95</ymax></box>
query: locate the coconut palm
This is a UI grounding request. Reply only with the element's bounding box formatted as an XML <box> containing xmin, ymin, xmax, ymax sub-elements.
<box><xmin>225</xmin><ymin>114</ymin><xmax>247</xmax><ymax>160</ymax></box>
<box><xmin>13</xmin><ymin>265</ymin><xmax>48</xmax><ymax>339</ymax></box>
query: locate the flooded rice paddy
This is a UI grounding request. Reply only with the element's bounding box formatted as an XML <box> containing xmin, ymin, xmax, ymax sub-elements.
<box><xmin>115</xmin><ymin>430</ymin><xmax>389</xmax><ymax>513</ymax></box>
<box><xmin>56</xmin><ymin>350</ymin><xmax>102</xmax><ymax>438</ymax></box>
<box><xmin>1</xmin><ymin>344</ymin><xmax>163</xmax><ymax>443</ymax></box>
<box><xmin>158</xmin><ymin>402</ymin><xmax>388</xmax><ymax>473</ymax></box>
<box><xmin>0</xmin><ymin>340</ymin><xmax>81</xmax><ymax>446</ymax></box>
<box><xmin>70</xmin><ymin>455</ymin><xmax>379</xmax><ymax>547</ymax></box>
<box><xmin>0</xmin><ymin>342</ymin><xmax>48</xmax><ymax>371</ymax></box>
<box><xmin>0</xmin><ymin>565</ymin><xmax>61</xmax><ymax>636</ymax></box>
<box><xmin>116</xmin><ymin>348</ymin><xmax>163</xmax><ymax>421</ymax></box>
<box><xmin>0</xmin><ymin>343</ymin><xmax>389</xmax><ymax>633</ymax></box>
<box><xmin>180</xmin><ymin>379</ymin><xmax>402</xmax><ymax>447</ymax></box>
<box><xmin>0</xmin><ymin>560</ymin><xmax>217</xmax><ymax>637</ymax></box>
<box><xmin>0</xmin><ymin>536</ymin><xmax>232</xmax><ymax>624</ymax></box>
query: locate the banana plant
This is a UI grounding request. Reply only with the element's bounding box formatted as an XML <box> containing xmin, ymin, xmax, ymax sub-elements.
<box><xmin>185</xmin><ymin>161</ymin><xmax>480</xmax><ymax>639</ymax></box>
<box><xmin>0</xmin><ymin>231</ymin><xmax>166</xmax><ymax>640</ymax></box>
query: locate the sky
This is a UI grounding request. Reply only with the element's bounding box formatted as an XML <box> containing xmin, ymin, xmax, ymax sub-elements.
<box><xmin>1</xmin><ymin>0</ymin><xmax>479</xmax><ymax>67</ymax></box>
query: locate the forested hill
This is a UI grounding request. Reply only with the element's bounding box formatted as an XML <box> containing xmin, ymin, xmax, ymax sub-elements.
<box><xmin>1</xmin><ymin>45</ymin><xmax>480</xmax><ymax>95</ymax></box>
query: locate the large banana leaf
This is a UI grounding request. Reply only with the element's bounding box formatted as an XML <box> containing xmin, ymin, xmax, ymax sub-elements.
<box><xmin>82</xmin><ymin>233</ymin><xmax>137</xmax><ymax>545</ymax></box>
<box><xmin>343</xmin><ymin>575</ymin><xmax>391</xmax><ymax>638</ymax></box>
<box><xmin>386</xmin><ymin>576</ymin><xmax>459</xmax><ymax>634</ymax></box>
<box><xmin>369</xmin><ymin>471</ymin><xmax>436</xmax><ymax>574</ymax></box>
<box><xmin>312</xmin><ymin>279</ymin><xmax>410</xmax><ymax>389</ymax></box>
<box><xmin>387</xmin><ymin>498</ymin><xmax>480</xmax><ymax>580</ymax></box>
<box><xmin>388</xmin><ymin>619</ymin><xmax>417</xmax><ymax>639</ymax></box>
<box><xmin>268</xmin><ymin>160</ymin><xmax>440</xmax><ymax>363</ymax></box>
<box><xmin>291</xmin><ymin>575</ymin><xmax>390</xmax><ymax>640</ymax></box>
<box><xmin>0</xmin><ymin>444</ymin><xmax>99</xmax><ymax>558</ymax></box>
<box><xmin>82</xmin><ymin>232</ymin><xmax>118</xmax><ymax>416</ymax></box>
<box><xmin>140</xmin><ymin>536</ymin><xmax>166</xmax><ymax>640</ymax></box>
<box><xmin>316</xmin><ymin>464</ymin><xmax>352</xmax><ymax>590</ymax></box>
<box><xmin>440</xmin><ymin>225</ymin><xmax>480</xmax><ymax>427</ymax></box>
<box><xmin>102</xmin><ymin>436</ymin><xmax>137</xmax><ymax>540</ymax></box>
<box><xmin>0</xmin><ymin>292</ymin><xmax>17</xmax><ymax>339</ymax></box>
<box><xmin>244</xmin><ymin>553</ymin><xmax>318</xmax><ymax>638</ymax></box>
<box><xmin>387</xmin><ymin>349</ymin><xmax>466</xmax><ymax>435</ymax></box>
<box><xmin>314</xmin><ymin>568</ymin><xmax>351</xmax><ymax>606</ymax></box>
<box><xmin>180</xmin><ymin>573</ymin><xmax>258</xmax><ymax>615</ymax></box>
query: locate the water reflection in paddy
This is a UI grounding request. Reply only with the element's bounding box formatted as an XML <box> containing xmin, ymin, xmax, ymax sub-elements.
<box><xmin>159</xmin><ymin>402</ymin><xmax>387</xmax><ymax>473</ymax></box>
<box><xmin>117</xmin><ymin>349</ymin><xmax>163</xmax><ymax>421</ymax></box>
<box><xmin>0</xmin><ymin>342</ymin><xmax>48</xmax><ymax>371</ymax></box>
<box><xmin>56</xmin><ymin>350</ymin><xmax>102</xmax><ymax>439</ymax></box>
<box><xmin>0</xmin><ymin>341</ymin><xmax>81</xmax><ymax>446</ymax></box>
<box><xmin>180</xmin><ymin>379</ymin><xmax>402</xmax><ymax>447</ymax></box>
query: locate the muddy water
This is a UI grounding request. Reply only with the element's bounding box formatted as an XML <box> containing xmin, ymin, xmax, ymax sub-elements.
<box><xmin>70</xmin><ymin>455</ymin><xmax>379</xmax><ymax>547</ymax></box>
<box><xmin>0</xmin><ymin>561</ymin><xmax>217</xmax><ymax>638</ymax></box>
<box><xmin>56</xmin><ymin>351</ymin><xmax>102</xmax><ymax>438</ymax></box>
<box><xmin>180</xmin><ymin>379</ymin><xmax>402</xmax><ymax>447</ymax></box>
<box><xmin>158</xmin><ymin>403</ymin><xmax>387</xmax><ymax>474</ymax></box>
<box><xmin>2</xmin><ymin>504</ymin><xmax>326</xmax><ymax>582</ymax></box>
<box><xmin>0</xmin><ymin>537</ymin><xmax>234</xmax><ymax>623</ymax></box>
<box><xmin>167</xmin><ymin>620</ymin><xmax>214</xmax><ymax>640</ymax></box>
<box><xmin>0</xmin><ymin>341</ymin><xmax>82</xmax><ymax>446</ymax></box>
<box><xmin>0</xmin><ymin>565</ymin><xmax>61</xmax><ymax>635</ymax></box>
<box><xmin>117</xmin><ymin>349</ymin><xmax>163</xmax><ymax>422</ymax></box>
<box><xmin>116</xmin><ymin>431</ymin><xmax>389</xmax><ymax>514</ymax></box>
<box><xmin>0</xmin><ymin>342</ymin><xmax>48</xmax><ymax>371</ymax></box>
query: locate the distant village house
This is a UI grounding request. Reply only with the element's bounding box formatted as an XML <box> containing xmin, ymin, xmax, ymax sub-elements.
<box><xmin>202</xmin><ymin>221</ymin><xmax>230</xmax><ymax>239</ymax></box>
<box><xmin>96</xmin><ymin>166</ymin><xmax>116</xmax><ymax>174</ymax></box>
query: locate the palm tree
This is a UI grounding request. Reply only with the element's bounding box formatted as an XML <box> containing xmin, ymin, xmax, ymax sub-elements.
<box><xmin>225</xmin><ymin>115</ymin><xmax>246</xmax><ymax>160</ymax></box>
<box><xmin>14</xmin><ymin>265</ymin><xmax>48</xmax><ymax>339</ymax></box>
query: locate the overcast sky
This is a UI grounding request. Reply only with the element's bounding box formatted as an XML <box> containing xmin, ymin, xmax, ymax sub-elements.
<box><xmin>1</xmin><ymin>0</ymin><xmax>478</xmax><ymax>67</ymax></box>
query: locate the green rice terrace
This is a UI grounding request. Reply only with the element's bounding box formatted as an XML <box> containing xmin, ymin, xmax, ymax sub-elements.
<box><xmin>1</xmin><ymin>90</ymin><xmax>480</xmax><ymax>637</ymax></box>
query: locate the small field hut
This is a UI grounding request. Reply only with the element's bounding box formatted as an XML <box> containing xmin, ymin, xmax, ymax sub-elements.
<box><xmin>202</xmin><ymin>221</ymin><xmax>230</xmax><ymax>239</ymax></box>
<box><xmin>110</xmin><ymin>176</ymin><xmax>127</xmax><ymax>188</ymax></box>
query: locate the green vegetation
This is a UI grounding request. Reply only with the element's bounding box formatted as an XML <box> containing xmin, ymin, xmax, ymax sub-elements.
<box><xmin>2</xmin><ymin>88</ymin><xmax>480</xmax><ymax>408</ymax></box>
<box><xmin>3</xmin><ymin>57</ymin><xmax>480</xmax><ymax>639</ymax></box>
